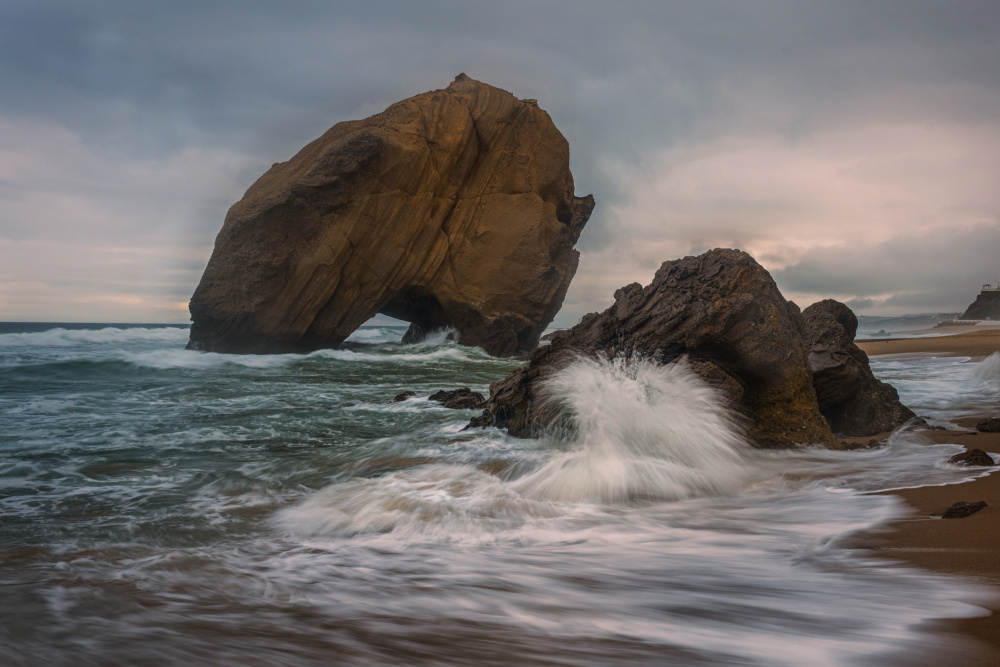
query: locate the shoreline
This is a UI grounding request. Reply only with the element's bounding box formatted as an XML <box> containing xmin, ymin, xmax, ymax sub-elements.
<box><xmin>857</xmin><ymin>328</ymin><xmax>1000</xmax><ymax>357</ymax></box>
<box><xmin>847</xmin><ymin>333</ymin><xmax>1000</xmax><ymax>661</ymax></box>
<box><xmin>845</xmin><ymin>421</ymin><xmax>1000</xmax><ymax>662</ymax></box>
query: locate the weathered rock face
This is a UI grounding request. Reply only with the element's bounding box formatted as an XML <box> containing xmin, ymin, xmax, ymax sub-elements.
<box><xmin>961</xmin><ymin>290</ymin><xmax>1000</xmax><ymax>321</ymax></box>
<box><xmin>188</xmin><ymin>74</ymin><xmax>594</xmax><ymax>357</ymax></box>
<box><xmin>802</xmin><ymin>299</ymin><xmax>916</xmax><ymax>436</ymax></box>
<box><xmin>471</xmin><ymin>249</ymin><xmax>836</xmax><ymax>448</ymax></box>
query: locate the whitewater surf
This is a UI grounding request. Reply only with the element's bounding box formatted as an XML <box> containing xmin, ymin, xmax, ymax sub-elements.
<box><xmin>1</xmin><ymin>323</ymin><xmax>997</xmax><ymax>665</ymax></box>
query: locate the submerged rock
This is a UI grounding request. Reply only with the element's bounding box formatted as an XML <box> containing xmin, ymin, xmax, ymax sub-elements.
<box><xmin>392</xmin><ymin>391</ymin><xmax>416</xmax><ymax>403</ymax></box>
<box><xmin>949</xmin><ymin>449</ymin><xmax>996</xmax><ymax>466</ymax></box>
<box><xmin>188</xmin><ymin>74</ymin><xmax>594</xmax><ymax>357</ymax></box>
<box><xmin>942</xmin><ymin>500</ymin><xmax>987</xmax><ymax>519</ymax></box>
<box><xmin>430</xmin><ymin>388</ymin><xmax>486</xmax><ymax>410</ymax></box>
<box><xmin>802</xmin><ymin>300</ymin><xmax>916</xmax><ymax>436</ymax></box>
<box><xmin>471</xmin><ymin>249</ymin><xmax>835</xmax><ymax>448</ymax></box>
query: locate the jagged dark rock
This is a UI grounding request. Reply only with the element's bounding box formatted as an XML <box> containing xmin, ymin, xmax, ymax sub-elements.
<box><xmin>188</xmin><ymin>74</ymin><xmax>593</xmax><ymax>357</ymax></box>
<box><xmin>976</xmin><ymin>417</ymin><xmax>1000</xmax><ymax>433</ymax></box>
<box><xmin>801</xmin><ymin>299</ymin><xmax>917</xmax><ymax>436</ymax></box>
<box><xmin>470</xmin><ymin>249</ymin><xmax>835</xmax><ymax>448</ymax></box>
<box><xmin>949</xmin><ymin>449</ymin><xmax>996</xmax><ymax>466</ymax></box>
<box><xmin>392</xmin><ymin>391</ymin><xmax>416</xmax><ymax>403</ymax></box>
<box><xmin>942</xmin><ymin>500</ymin><xmax>987</xmax><ymax>519</ymax></box>
<box><xmin>430</xmin><ymin>388</ymin><xmax>486</xmax><ymax>410</ymax></box>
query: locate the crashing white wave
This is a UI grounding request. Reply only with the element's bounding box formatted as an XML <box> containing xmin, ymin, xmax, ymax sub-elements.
<box><xmin>972</xmin><ymin>351</ymin><xmax>1000</xmax><ymax>381</ymax></box>
<box><xmin>404</xmin><ymin>326</ymin><xmax>459</xmax><ymax>346</ymax></box>
<box><xmin>278</xmin><ymin>464</ymin><xmax>559</xmax><ymax>539</ymax></box>
<box><xmin>0</xmin><ymin>326</ymin><xmax>189</xmax><ymax>347</ymax></box>
<box><xmin>281</xmin><ymin>355</ymin><xmax>752</xmax><ymax>539</ymax></box>
<box><xmin>513</xmin><ymin>356</ymin><xmax>750</xmax><ymax>503</ymax></box>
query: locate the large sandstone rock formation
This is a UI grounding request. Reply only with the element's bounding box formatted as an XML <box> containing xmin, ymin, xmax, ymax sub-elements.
<box><xmin>802</xmin><ymin>299</ymin><xmax>916</xmax><ymax>435</ymax></box>
<box><xmin>471</xmin><ymin>249</ymin><xmax>836</xmax><ymax>448</ymax></box>
<box><xmin>188</xmin><ymin>74</ymin><xmax>594</xmax><ymax>356</ymax></box>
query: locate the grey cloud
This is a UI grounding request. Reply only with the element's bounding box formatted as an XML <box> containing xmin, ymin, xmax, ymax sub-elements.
<box><xmin>844</xmin><ymin>298</ymin><xmax>880</xmax><ymax>311</ymax></box>
<box><xmin>772</xmin><ymin>223</ymin><xmax>1000</xmax><ymax>312</ymax></box>
<box><xmin>1</xmin><ymin>1</ymin><xmax>999</xmax><ymax>321</ymax></box>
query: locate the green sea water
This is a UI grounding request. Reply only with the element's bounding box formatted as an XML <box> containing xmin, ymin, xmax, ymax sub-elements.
<box><xmin>1</xmin><ymin>323</ymin><xmax>997</xmax><ymax>665</ymax></box>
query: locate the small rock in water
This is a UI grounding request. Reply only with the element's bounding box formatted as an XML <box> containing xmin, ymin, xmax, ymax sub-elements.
<box><xmin>976</xmin><ymin>417</ymin><xmax>1000</xmax><ymax>433</ymax></box>
<box><xmin>948</xmin><ymin>449</ymin><xmax>996</xmax><ymax>466</ymax></box>
<box><xmin>429</xmin><ymin>388</ymin><xmax>486</xmax><ymax>410</ymax></box>
<box><xmin>942</xmin><ymin>501</ymin><xmax>988</xmax><ymax>519</ymax></box>
<box><xmin>463</xmin><ymin>414</ymin><xmax>494</xmax><ymax>430</ymax></box>
<box><xmin>392</xmin><ymin>391</ymin><xmax>417</xmax><ymax>403</ymax></box>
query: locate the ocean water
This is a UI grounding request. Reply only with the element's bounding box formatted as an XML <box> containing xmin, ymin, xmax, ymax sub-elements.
<box><xmin>1</xmin><ymin>324</ymin><xmax>999</xmax><ymax>666</ymax></box>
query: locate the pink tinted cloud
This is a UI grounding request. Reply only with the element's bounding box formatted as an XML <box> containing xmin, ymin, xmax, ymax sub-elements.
<box><xmin>555</xmin><ymin>119</ymin><xmax>1000</xmax><ymax>325</ymax></box>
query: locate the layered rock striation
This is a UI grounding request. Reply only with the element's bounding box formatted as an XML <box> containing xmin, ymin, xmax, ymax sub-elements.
<box><xmin>471</xmin><ymin>249</ymin><xmax>836</xmax><ymax>448</ymax></box>
<box><xmin>188</xmin><ymin>74</ymin><xmax>594</xmax><ymax>356</ymax></box>
<box><xmin>802</xmin><ymin>299</ymin><xmax>916</xmax><ymax>435</ymax></box>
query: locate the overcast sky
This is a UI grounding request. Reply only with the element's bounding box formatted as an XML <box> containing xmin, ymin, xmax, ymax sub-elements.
<box><xmin>1</xmin><ymin>0</ymin><xmax>998</xmax><ymax>325</ymax></box>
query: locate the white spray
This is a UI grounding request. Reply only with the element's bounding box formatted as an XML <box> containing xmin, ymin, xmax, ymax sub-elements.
<box><xmin>512</xmin><ymin>355</ymin><xmax>750</xmax><ymax>503</ymax></box>
<box><xmin>973</xmin><ymin>351</ymin><xmax>1000</xmax><ymax>382</ymax></box>
<box><xmin>280</xmin><ymin>355</ymin><xmax>753</xmax><ymax>539</ymax></box>
<box><xmin>405</xmin><ymin>326</ymin><xmax>459</xmax><ymax>346</ymax></box>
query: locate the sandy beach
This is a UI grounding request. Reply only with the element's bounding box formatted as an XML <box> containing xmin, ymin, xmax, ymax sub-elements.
<box><xmin>848</xmin><ymin>331</ymin><xmax>1000</xmax><ymax>663</ymax></box>
<box><xmin>858</xmin><ymin>329</ymin><xmax>1000</xmax><ymax>358</ymax></box>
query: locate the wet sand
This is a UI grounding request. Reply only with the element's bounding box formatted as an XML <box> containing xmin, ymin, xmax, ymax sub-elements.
<box><xmin>849</xmin><ymin>331</ymin><xmax>1000</xmax><ymax>661</ymax></box>
<box><xmin>858</xmin><ymin>329</ymin><xmax>1000</xmax><ymax>357</ymax></box>
<box><xmin>849</xmin><ymin>423</ymin><xmax>1000</xmax><ymax>663</ymax></box>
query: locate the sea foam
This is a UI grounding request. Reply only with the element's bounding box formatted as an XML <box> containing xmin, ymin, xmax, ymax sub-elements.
<box><xmin>402</xmin><ymin>326</ymin><xmax>459</xmax><ymax>346</ymax></box>
<box><xmin>973</xmin><ymin>351</ymin><xmax>1000</xmax><ymax>382</ymax></box>
<box><xmin>513</xmin><ymin>356</ymin><xmax>750</xmax><ymax>503</ymax></box>
<box><xmin>281</xmin><ymin>356</ymin><xmax>751</xmax><ymax>540</ymax></box>
<box><xmin>0</xmin><ymin>326</ymin><xmax>189</xmax><ymax>347</ymax></box>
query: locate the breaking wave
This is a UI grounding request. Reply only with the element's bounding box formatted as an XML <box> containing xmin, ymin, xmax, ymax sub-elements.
<box><xmin>513</xmin><ymin>356</ymin><xmax>750</xmax><ymax>502</ymax></box>
<box><xmin>403</xmin><ymin>326</ymin><xmax>459</xmax><ymax>346</ymax></box>
<box><xmin>973</xmin><ymin>351</ymin><xmax>1000</xmax><ymax>381</ymax></box>
<box><xmin>0</xmin><ymin>326</ymin><xmax>189</xmax><ymax>347</ymax></box>
<box><xmin>280</xmin><ymin>356</ymin><xmax>752</xmax><ymax>540</ymax></box>
<box><xmin>278</xmin><ymin>464</ymin><xmax>558</xmax><ymax>540</ymax></box>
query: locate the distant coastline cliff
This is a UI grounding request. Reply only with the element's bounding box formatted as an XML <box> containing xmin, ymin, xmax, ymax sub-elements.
<box><xmin>188</xmin><ymin>75</ymin><xmax>594</xmax><ymax>357</ymax></box>
<box><xmin>960</xmin><ymin>284</ymin><xmax>1000</xmax><ymax>321</ymax></box>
